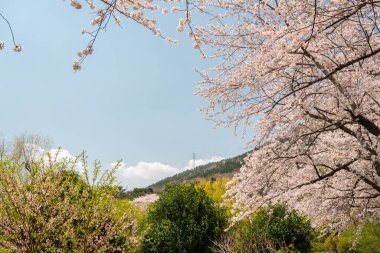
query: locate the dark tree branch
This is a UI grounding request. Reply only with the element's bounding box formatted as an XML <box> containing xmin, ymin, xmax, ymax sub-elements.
<box><xmin>0</xmin><ymin>12</ymin><xmax>17</xmax><ymax>46</ymax></box>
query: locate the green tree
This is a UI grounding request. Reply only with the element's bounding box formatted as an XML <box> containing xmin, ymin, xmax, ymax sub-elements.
<box><xmin>139</xmin><ymin>184</ymin><xmax>227</xmax><ymax>253</ymax></box>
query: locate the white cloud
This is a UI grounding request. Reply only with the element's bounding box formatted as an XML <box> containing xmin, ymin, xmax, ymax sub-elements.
<box><xmin>117</xmin><ymin>161</ymin><xmax>179</xmax><ymax>180</ymax></box>
<box><xmin>116</xmin><ymin>156</ymin><xmax>224</xmax><ymax>189</ymax></box>
<box><xmin>183</xmin><ymin>156</ymin><xmax>224</xmax><ymax>171</ymax></box>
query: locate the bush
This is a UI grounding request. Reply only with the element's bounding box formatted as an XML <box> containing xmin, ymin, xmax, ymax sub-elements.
<box><xmin>215</xmin><ymin>203</ymin><xmax>314</xmax><ymax>253</ymax></box>
<box><xmin>310</xmin><ymin>227</ymin><xmax>337</xmax><ymax>253</ymax></box>
<box><xmin>336</xmin><ymin>220</ymin><xmax>380</xmax><ymax>253</ymax></box>
<box><xmin>0</xmin><ymin>152</ymin><xmax>138</xmax><ymax>252</ymax></box>
<box><xmin>139</xmin><ymin>184</ymin><xmax>228</xmax><ymax>253</ymax></box>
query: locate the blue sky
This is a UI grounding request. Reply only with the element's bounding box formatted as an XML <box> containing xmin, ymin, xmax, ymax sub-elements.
<box><xmin>0</xmin><ymin>1</ymin><xmax>247</xmax><ymax>188</ymax></box>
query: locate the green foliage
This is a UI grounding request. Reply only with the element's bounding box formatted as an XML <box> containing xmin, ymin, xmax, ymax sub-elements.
<box><xmin>227</xmin><ymin>203</ymin><xmax>314</xmax><ymax>253</ymax></box>
<box><xmin>310</xmin><ymin>220</ymin><xmax>380</xmax><ymax>253</ymax></box>
<box><xmin>0</xmin><ymin>152</ymin><xmax>138</xmax><ymax>253</ymax></box>
<box><xmin>196</xmin><ymin>178</ymin><xmax>233</xmax><ymax>218</ymax></box>
<box><xmin>336</xmin><ymin>220</ymin><xmax>380</xmax><ymax>253</ymax></box>
<box><xmin>310</xmin><ymin>227</ymin><xmax>335</xmax><ymax>253</ymax></box>
<box><xmin>115</xmin><ymin>198</ymin><xmax>145</xmax><ymax>221</ymax></box>
<box><xmin>196</xmin><ymin>178</ymin><xmax>230</xmax><ymax>204</ymax></box>
<box><xmin>139</xmin><ymin>184</ymin><xmax>228</xmax><ymax>253</ymax></box>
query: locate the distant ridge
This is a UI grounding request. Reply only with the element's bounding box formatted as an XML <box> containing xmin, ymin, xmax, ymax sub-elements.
<box><xmin>149</xmin><ymin>152</ymin><xmax>249</xmax><ymax>191</ymax></box>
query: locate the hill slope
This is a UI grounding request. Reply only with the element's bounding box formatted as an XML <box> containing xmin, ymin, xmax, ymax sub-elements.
<box><xmin>149</xmin><ymin>152</ymin><xmax>248</xmax><ymax>191</ymax></box>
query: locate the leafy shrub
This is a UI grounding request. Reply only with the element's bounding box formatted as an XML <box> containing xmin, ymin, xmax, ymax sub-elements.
<box><xmin>310</xmin><ymin>227</ymin><xmax>337</xmax><ymax>253</ymax></box>
<box><xmin>139</xmin><ymin>184</ymin><xmax>228</xmax><ymax>253</ymax></box>
<box><xmin>0</xmin><ymin>152</ymin><xmax>138</xmax><ymax>252</ymax></box>
<box><xmin>336</xmin><ymin>220</ymin><xmax>380</xmax><ymax>253</ymax></box>
<box><xmin>244</xmin><ymin>203</ymin><xmax>313</xmax><ymax>252</ymax></box>
<box><xmin>215</xmin><ymin>203</ymin><xmax>314</xmax><ymax>253</ymax></box>
<box><xmin>310</xmin><ymin>220</ymin><xmax>380</xmax><ymax>253</ymax></box>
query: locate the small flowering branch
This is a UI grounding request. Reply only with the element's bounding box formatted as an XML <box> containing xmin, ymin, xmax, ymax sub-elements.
<box><xmin>72</xmin><ymin>0</ymin><xmax>118</xmax><ymax>71</ymax></box>
<box><xmin>0</xmin><ymin>12</ymin><xmax>21</xmax><ymax>52</ymax></box>
<box><xmin>69</xmin><ymin>0</ymin><xmax>180</xmax><ymax>71</ymax></box>
<box><xmin>183</xmin><ymin>0</ymin><xmax>208</xmax><ymax>57</ymax></box>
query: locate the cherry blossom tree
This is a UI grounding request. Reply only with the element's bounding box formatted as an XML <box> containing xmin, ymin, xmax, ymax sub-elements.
<box><xmin>186</xmin><ymin>0</ymin><xmax>380</xmax><ymax>228</ymax></box>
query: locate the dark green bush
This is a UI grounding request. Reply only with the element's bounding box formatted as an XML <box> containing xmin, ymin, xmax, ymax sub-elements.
<box><xmin>229</xmin><ymin>203</ymin><xmax>314</xmax><ymax>253</ymax></box>
<box><xmin>139</xmin><ymin>184</ymin><xmax>227</xmax><ymax>253</ymax></box>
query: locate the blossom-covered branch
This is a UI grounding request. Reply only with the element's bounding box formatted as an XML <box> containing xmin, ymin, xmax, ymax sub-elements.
<box><xmin>67</xmin><ymin>0</ymin><xmax>183</xmax><ymax>70</ymax></box>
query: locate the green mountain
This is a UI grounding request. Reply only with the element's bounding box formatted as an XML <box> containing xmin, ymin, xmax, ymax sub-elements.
<box><xmin>148</xmin><ymin>152</ymin><xmax>248</xmax><ymax>192</ymax></box>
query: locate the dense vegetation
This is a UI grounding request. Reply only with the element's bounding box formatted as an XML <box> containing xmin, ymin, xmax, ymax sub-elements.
<box><xmin>0</xmin><ymin>135</ymin><xmax>378</xmax><ymax>253</ymax></box>
<box><xmin>0</xmin><ymin>155</ymin><xmax>378</xmax><ymax>253</ymax></box>
<box><xmin>217</xmin><ymin>203</ymin><xmax>314</xmax><ymax>253</ymax></box>
<box><xmin>139</xmin><ymin>184</ymin><xmax>228</xmax><ymax>253</ymax></box>
<box><xmin>312</xmin><ymin>220</ymin><xmax>380</xmax><ymax>253</ymax></box>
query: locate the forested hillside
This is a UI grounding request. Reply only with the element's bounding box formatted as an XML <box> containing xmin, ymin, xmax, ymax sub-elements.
<box><xmin>149</xmin><ymin>152</ymin><xmax>248</xmax><ymax>191</ymax></box>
